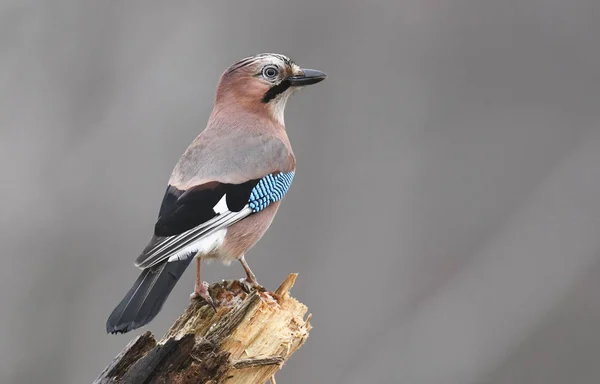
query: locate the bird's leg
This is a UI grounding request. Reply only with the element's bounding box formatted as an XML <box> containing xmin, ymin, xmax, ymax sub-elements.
<box><xmin>190</xmin><ymin>258</ymin><xmax>217</xmax><ymax>311</ymax></box>
<box><xmin>239</xmin><ymin>255</ymin><xmax>260</xmax><ymax>289</ymax></box>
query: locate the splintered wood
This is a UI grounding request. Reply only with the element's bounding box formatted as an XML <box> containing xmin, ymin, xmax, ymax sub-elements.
<box><xmin>95</xmin><ymin>274</ymin><xmax>311</xmax><ymax>384</ymax></box>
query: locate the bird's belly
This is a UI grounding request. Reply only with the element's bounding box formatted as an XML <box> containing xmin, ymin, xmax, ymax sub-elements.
<box><xmin>220</xmin><ymin>202</ymin><xmax>281</xmax><ymax>261</ymax></box>
<box><xmin>197</xmin><ymin>201</ymin><xmax>281</xmax><ymax>266</ymax></box>
<box><xmin>191</xmin><ymin>228</ymin><xmax>236</xmax><ymax>265</ymax></box>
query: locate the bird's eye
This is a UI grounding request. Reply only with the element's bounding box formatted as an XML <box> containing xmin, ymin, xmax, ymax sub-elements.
<box><xmin>262</xmin><ymin>66</ymin><xmax>279</xmax><ymax>79</ymax></box>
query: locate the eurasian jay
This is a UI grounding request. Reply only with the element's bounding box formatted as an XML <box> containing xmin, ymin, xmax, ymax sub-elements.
<box><xmin>106</xmin><ymin>53</ymin><xmax>326</xmax><ymax>334</ymax></box>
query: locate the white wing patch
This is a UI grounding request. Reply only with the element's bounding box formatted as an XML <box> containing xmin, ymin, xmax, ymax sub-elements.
<box><xmin>213</xmin><ymin>194</ymin><xmax>229</xmax><ymax>214</ymax></box>
<box><xmin>167</xmin><ymin>228</ymin><xmax>226</xmax><ymax>262</ymax></box>
<box><xmin>139</xmin><ymin>206</ymin><xmax>253</xmax><ymax>269</ymax></box>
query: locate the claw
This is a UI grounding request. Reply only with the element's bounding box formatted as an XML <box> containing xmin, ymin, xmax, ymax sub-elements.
<box><xmin>190</xmin><ymin>281</ymin><xmax>217</xmax><ymax>311</ymax></box>
<box><xmin>191</xmin><ymin>259</ymin><xmax>217</xmax><ymax>311</ymax></box>
<box><xmin>240</xmin><ymin>277</ymin><xmax>261</xmax><ymax>292</ymax></box>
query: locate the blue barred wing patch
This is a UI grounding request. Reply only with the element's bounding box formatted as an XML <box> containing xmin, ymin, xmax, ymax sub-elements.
<box><xmin>248</xmin><ymin>171</ymin><xmax>295</xmax><ymax>212</ymax></box>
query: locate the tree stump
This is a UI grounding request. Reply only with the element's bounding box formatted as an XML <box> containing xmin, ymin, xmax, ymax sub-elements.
<box><xmin>95</xmin><ymin>274</ymin><xmax>311</xmax><ymax>384</ymax></box>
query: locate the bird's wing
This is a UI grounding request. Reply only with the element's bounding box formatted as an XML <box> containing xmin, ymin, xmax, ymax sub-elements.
<box><xmin>135</xmin><ymin>133</ymin><xmax>295</xmax><ymax>269</ymax></box>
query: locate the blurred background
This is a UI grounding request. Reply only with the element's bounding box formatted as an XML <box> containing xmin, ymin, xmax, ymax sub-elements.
<box><xmin>2</xmin><ymin>1</ymin><xmax>600</xmax><ymax>383</ymax></box>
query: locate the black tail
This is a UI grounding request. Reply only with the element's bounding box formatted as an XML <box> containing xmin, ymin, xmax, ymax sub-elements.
<box><xmin>106</xmin><ymin>258</ymin><xmax>192</xmax><ymax>334</ymax></box>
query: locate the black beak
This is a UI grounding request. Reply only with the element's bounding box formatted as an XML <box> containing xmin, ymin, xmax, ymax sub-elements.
<box><xmin>287</xmin><ymin>68</ymin><xmax>327</xmax><ymax>86</ymax></box>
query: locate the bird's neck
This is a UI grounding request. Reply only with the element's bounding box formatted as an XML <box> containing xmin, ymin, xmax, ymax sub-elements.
<box><xmin>209</xmin><ymin>103</ymin><xmax>286</xmax><ymax>134</ymax></box>
<box><xmin>214</xmin><ymin>85</ymin><xmax>290</xmax><ymax>128</ymax></box>
<box><xmin>267</xmin><ymin>93</ymin><xmax>292</xmax><ymax>126</ymax></box>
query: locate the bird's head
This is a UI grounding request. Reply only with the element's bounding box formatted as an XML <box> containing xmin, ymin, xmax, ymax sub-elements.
<box><xmin>215</xmin><ymin>53</ymin><xmax>326</xmax><ymax>125</ymax></box>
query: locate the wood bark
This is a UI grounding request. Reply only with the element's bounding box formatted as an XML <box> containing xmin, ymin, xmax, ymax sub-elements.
<box><xmin>95</xmin><ymin>274</ymin><xmax>311</xmax><ymax>384</ymax></box>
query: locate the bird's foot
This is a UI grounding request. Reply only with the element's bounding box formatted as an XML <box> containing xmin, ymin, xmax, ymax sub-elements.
<box><xmin>238</xmin><ymin>255</ymin><xmax>262</xmax><ymax>292</ymax></box>
<box><xmin>239</xmin><ymin>277</ymin><xmax>262</xmax><ymax>293</ymax></box>
<box><xmin>190</xmin><ymin>281</ymin><xmax>217</xmax><ymax>311</ymax></box>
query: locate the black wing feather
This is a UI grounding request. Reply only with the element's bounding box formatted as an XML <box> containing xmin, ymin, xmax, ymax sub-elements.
<box><xmin>157</xmin><ymin>185</ymin><xmax>183</xmax><ymax>218</ymax></box>
<box><xmin>153</xmin><ymin>180</ymin><xmax>260</xmax><ymax>237</ymax></box>
<box><xmin>154</xmin><ymin>184</ymin><xmax>225</xmax><ymax>237</ymax></box>
<box><xmin>226</xmin><ymin>179</ymin><xmax>261</xmax><ymax>211</ymax></box>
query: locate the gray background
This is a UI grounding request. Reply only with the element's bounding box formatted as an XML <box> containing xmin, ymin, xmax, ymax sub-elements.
<box><xmin>2</xmin><ymin>1</ymin><xmax>600</xmax><ymax>383</ymax></box>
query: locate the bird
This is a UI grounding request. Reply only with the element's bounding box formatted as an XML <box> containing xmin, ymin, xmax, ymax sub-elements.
<box><xmin>106</xmin><ymin>53</ymin><xmax>326</xmax><ymax>334</ymax></box>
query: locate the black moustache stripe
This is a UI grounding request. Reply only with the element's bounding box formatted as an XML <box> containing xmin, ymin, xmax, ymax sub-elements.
<box><xmin>261</xmin><ymin>80</ymin><xmax>291</xmax><ymax>103</ymax></box>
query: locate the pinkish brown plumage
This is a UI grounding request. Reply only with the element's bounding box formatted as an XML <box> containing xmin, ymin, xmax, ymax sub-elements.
<box><xmin>106</xmin><ymin>53</ymin><xmax>326</xmax><ymax>334</ymax></box>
